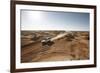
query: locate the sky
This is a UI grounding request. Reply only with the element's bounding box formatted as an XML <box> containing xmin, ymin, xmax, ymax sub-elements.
<box><xmin>21</xmin><ymin>10</ymin><xmax>90</xmax><ymax>31</ymax></box>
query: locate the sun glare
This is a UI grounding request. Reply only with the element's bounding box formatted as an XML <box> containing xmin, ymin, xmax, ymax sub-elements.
<box><xmin>32</xmin><ymin>11</ymin><xmax>42</xmax><ymax>20</ymax></box>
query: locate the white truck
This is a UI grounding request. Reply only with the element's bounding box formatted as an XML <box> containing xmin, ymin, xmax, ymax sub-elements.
<box><xmin>41</xmin><ymin>32</ymin><xmax>74</xmax><ymax>47</ymax></box>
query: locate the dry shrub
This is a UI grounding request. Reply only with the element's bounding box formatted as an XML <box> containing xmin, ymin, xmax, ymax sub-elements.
<box><xmin>66</xmin><ymin>33</ymin><xmax>75</xmax><ymax>41</ymax></box>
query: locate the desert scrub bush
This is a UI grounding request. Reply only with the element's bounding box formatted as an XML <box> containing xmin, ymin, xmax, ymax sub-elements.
<box><xmin>66</xmin><ymin>33</ymin><xmax>75</xmax><ymax>41</ymax></box>
<box><xmin>83</xmin><ymin>35</ymin><xmax>89</xmax><ymax>40</ymax></box>
<box><xmin>31</xmin><ymin>33</ymin><xmax>39</xmax><ymax>41</ymax></box>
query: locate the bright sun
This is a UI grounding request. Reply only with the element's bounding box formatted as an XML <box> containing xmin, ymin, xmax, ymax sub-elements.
<box><xmin>32</xmin><ymin>11</ymin><xmax>42</xmax><ymax>20</ymax></box>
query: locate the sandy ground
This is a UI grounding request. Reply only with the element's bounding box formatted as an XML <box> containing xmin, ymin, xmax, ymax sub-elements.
<box><xmin>21</xmin><ymin>31</ymin><xmax>89</xmax><ymax>63</ymax></box>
